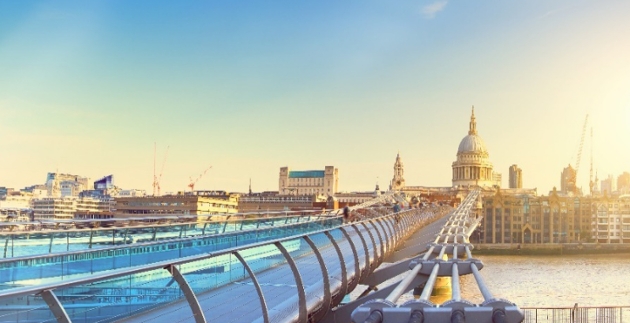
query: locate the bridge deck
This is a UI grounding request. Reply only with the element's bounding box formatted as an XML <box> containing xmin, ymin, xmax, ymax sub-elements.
<box><xmin>119</xmin><ymin>213</ymin><xmax>450</xmax><ymax>323</ymax></box>
<box><xmin>118</xmin><ymin>226</ymin><xmax>369</xmax><ymax>323</ymax></box>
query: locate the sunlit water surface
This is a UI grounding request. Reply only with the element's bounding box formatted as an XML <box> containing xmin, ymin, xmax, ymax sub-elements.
<box><xmin>356</xmin><ymin>254</ymin><xmax>630</xmax><ymax>307</ymax></box>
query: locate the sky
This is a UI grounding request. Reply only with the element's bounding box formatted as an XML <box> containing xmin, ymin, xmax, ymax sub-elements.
<box><xmin>1</xmin><ymin>0</ymin><xmax>629</xmax><ymax>194</ymax></box>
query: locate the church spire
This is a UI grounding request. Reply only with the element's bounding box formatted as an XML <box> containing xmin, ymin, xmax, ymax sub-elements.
<box><xmin>468</xmin><ymin>106</ymin><xmax>477</xmax><ymax>135</ymax></box>
<box><xmin>392</xmin><ymin>152</ymin><xmax>405</xmax><ymax>190</ymax></box>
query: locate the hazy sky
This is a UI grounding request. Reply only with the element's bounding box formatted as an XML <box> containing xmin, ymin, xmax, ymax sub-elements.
<box><xmin>1</xmin><ymin>0</ymin><xmax>629</xmax><ymax>194</ymax></box>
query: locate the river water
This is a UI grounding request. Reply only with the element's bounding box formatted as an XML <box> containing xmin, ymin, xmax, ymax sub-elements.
<box><xmin>460</xmin><ymin>254</ymin><xmax>630</xmax><ymax>307</ymax></box>
<box><xmin>394</xmin><ymin>254</ymin><xmax>630</xmax><ymax>307</ymax></box>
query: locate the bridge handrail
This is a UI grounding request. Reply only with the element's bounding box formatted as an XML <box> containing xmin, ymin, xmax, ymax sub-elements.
<box><xmin>0</xmin><ymin>206</ymin><xmax>425</xmax><ymax>300</ymax></box>
<box><xmin>0</xmin><ymin>214</ymin><xmax>339</xmax><ymax>265</ymax></box>
<box><xmin>0</xmin><ymin>209</ymin><xmax>335</xmax><ymax>234</ymax></box>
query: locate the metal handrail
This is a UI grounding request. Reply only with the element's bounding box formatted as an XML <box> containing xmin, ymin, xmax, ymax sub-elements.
<box><xmin>0</xmin><ymin>215</ymin><xmax>339</xmax><ymax>265</ymax></box>
<box><xmin>0</xmin><ymin>209</ymin><xmax>332</xmax><ymax>234</ymax></box>
<box><xmin>0</xmin><ymin>208</ymin><xmax>416</xmax><ymax>300</ymax></box>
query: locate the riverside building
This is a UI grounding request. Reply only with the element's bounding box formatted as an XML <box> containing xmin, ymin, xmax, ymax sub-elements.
<box><xmin>238</xmin><ymin>193</ymin><xmax>327</xmax><ymax>213</ymax></box>
<box><xmin>480</xmin><ymin>189</ymin><xmax>630</xmax><ymax>244</ymax></box>
<box><xmin>480</xmin><ymin>188</ymin><xmax>593</xmax><ymax>244</ymax></box>
<box><xmin>46</xmin><ymin>173</ymin><xmax>91</xmax><ymax>197</ymax></box>
<box><xmin>32</xmin><ymin>197</ymin><xmax>112</xmax><ymax>220</ymax></box>
<box><xmin>279</xmin><ymin>166</ymin><xmax>338</xmax><ymax>195</ymax></box>
<box><xmin>113</xmin><ymin>191</ymin><xmax>238</xmax><ymax>218</ymax></box>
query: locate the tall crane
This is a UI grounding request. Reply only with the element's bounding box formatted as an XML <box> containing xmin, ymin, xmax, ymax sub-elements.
<box><xmin>188</xmin><ymin>166</ymin><xmax>212</xmax><ymax>192</ymax></box>
<box><xmin>589</xmin><ymin>127</ymin><xmax>595</xmax><ymax>195</ymax></box>
<box><xmin>152</xmin><ymin>144</ymin><xmax>170</xmax><ymax>196</ymax></box>
<box><xmin>569</xmin><ymin>114</ymin><xmax>589</xmax><ymax>195</ymax></box>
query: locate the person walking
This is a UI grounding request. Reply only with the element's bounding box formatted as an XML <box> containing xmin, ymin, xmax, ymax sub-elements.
<box><xmin>343</xmin><ymin>206</ymin><xmax>351</xmax><ymax>223</ymax></box>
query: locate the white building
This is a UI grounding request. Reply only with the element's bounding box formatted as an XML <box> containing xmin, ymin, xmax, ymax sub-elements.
<box><xmin>46</xmin><ymin>172</ymin><xmax>91</xmax><ymax>197</ymax></box>
<box><xmin>32</xmin><ymin>197</ymin><xmax>111</xmax><ymax>220</ymax></box>
<box><xmin>117</xmin><ymin>189</ymin><xmax>147</xmax><ymax>197</ymax></box>
<box><xmin>594</xmin><ymin>195</ymin><xmax>630</xmax><ymax>243</ymax></box>
<box><xmin>0</xmin><ymin>191</ymin><xmax>34</xmax><ymax>222</ymax></box>
<box><xmin>33</xmin><ymin>197</ymin><xmax>77</xmax><ymax>220</ymax></box>
<box><xmin>334</xmin><ymin>190</ymin><xmax>381</xmax><ymax>205</ymax></box>
<box><xmin>279</xmin><ymin>166</ymin><xmax>338</xmax><ymax>195</ymax></box>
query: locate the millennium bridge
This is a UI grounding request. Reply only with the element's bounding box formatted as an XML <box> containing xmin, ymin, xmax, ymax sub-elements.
<box><xmin>0</xmin><ymin>190</ymin><xmax>528</xmax><ymax>322</ymax></box>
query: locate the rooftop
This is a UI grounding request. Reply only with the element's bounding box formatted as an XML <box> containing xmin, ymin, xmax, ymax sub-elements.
<box><xmin>289</xmin><ymin>170</ymin><xmax>325</xmax><ymax>178</ymax></box>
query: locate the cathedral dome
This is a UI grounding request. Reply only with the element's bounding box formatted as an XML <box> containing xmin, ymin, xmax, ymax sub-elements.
<box><xmin>452</xmin><ymin>106</ymin><xmax>496</xmax><ymax>188</ymax></box>
<box><xmin>457</xmin><ymin>134</ymin><xmax>487</xmax><ymax>155</ymax></box>
<box><xmin>456</xmin><ymin>106</ymin><xmax>488</xmax><ymax>156</ymax></box>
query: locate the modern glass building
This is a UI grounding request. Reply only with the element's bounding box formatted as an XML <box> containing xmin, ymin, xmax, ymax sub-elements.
<box><xmin>94</xmin><ymin>175</ymin><xmax>114</xmax><ymax>190</ymax></box>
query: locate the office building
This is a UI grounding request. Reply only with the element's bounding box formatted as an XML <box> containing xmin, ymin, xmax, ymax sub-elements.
<box><xmin>560</xmin><ymin>165</ymin><xmax>577</xmax><ymax>194</ymax></box>
<box><xmin>480</xmin><ymin>188</ymin><xmax>593</xmax><ymax>244</ymax></box>
<box><xmin>94</xmin><ymin>175</ymin><xmax>114</xmax><ymax>190</ymax></box>
<box><xmin>509</xmin><ymin>165</ymin><xmax>523</xmax><ymax>189</ymax></box>
<box><xmin>114</xmin><ymin>191</ymin><xmax>238</xmax><ymax>218</ymax></box>
<box><xmin>46</xmin><ymin>172</ymin><xmax>91</xmax><ymax>197</ymax></box>
<box><xmin>279</xmin><ymin>166</ymin><xmax>338</xmax><ymax>195</ymax></box>
<box><xmin>601</xmin><ymin>175</ymin><xmax>615</xmax><ymax>195</ymax></box>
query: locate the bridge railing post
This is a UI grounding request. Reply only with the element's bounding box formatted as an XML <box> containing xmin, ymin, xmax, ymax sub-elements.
<box><xmin>350</xmin><ymin>224</ymin><xmax>371</xmax><ymax>284</ymax></box>
<box><xmin>302</xmin><ymin>235</ymin><xmax>331</xmax><ymax>322</ymax></box>
<box><xmin>232</xmin><ymin>251</ymin><xmax>270</xmax><ymax>323</ymax></box>
<box><xmin>164</xmin><ymin>264</ymin><xmax>207</xmax><ymax>323</ymax></box>
<box><xmin>273</xmin><ymin>241</ymin><xmax>307</xmax><ymax>323</ymax></box>
<box><xmin>39</xmin><ymin>289</ymin><xmax>71</xmax><ymax>323</ymax></box>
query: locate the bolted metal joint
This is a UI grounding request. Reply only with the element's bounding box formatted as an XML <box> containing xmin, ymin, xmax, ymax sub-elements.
<box><xmin>481</xmin><ymin>298</ymin><xmax>525</xmax><ymax>323</ymax></box>
<box><xmin>351</xmin><ymin>299</ymin><xmax>396</xmax><ymax>323</ymax></box>
<box><xmin>408</xmin><ymin>310</ymin><xmax>425</xmax><ymax>323</ymax></box>
<box><xmin>451</xmin><ymin>309</ymin><xmax>465</xmax><ymax>323</ymax></box>
<box><xmin>364</xmin><ymin>310</ymin><xmax>384</xmax><ymax>323</ymax></box>
<box><xmin>492</xmin><ymin>309</ymin><xmax>507</xmax><ymax>323</ymax></box>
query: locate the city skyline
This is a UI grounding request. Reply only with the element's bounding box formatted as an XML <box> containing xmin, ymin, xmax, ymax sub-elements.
<box><xmin>1</xmin><ymin>1</ymin><xmax>629</xmax><ymax>194</ymax></box>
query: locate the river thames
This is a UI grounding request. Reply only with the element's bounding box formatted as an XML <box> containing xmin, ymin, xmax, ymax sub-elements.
<box><xmin>452</xmin><ymin>254</ymin><xmax>630</xmax><ymax>307</ymax></box>
<box><xmin>352</xmin><ymin>253</ymin><xmax>630</xmax><ymax>307</ymax></box>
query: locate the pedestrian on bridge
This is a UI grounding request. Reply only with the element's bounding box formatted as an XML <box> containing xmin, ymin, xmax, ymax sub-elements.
<box><xmin>343</xmin><ymin>206</ymin><xmax>351</xmax><ymax>223</ymax></box>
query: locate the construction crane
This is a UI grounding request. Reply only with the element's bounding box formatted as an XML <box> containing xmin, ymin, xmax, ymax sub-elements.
<box><xmin>569</xmin><ymin>114</ymin><xmax>589</xmax><ymax>195</ymax></box>
<box><xmin>589</xmin><ymin>127</ymin><xmax>595</xmax><ymax>195</ymax></box>
<box><xmin>152</xmin><ymin>144</ymin><xmax>170</xmax><ymax>196</ymax></box>
<box><xmin>188</xmin><ymin>166</ymin><xmax>212</xmax><ymax>192</ymax></box>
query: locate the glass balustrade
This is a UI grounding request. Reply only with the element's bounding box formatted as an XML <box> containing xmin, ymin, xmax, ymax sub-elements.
<box><xmin>0</xmin><ymin>217</ymin><xmax>342</xmax><ymax>288</ymax></box>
